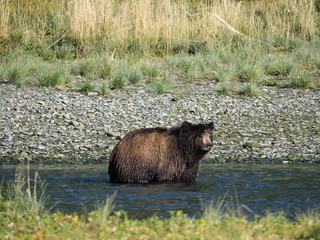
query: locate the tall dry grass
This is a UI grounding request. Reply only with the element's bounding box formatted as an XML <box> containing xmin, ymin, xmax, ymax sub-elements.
<box><xmin>0</xmin><ymin>0</ymin><xmax>9</xmax><ymax>39</ymax></box>
<box><xmin>1</xmin><ymin>0</ymin><xmax>318</xmax><ymax>51</ymax></box>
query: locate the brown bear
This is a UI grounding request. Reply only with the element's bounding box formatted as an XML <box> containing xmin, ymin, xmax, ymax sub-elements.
<box><xmin>108</xmin><ymin>121</ymin><xmax>214</xmax><ymax>183</ymax></box>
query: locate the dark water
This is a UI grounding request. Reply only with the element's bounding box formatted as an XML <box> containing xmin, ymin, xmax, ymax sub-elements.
<box><xmin>1</xmin><ymin>163</ymin><xmax>320</xmax><ymax>219</ymax></box>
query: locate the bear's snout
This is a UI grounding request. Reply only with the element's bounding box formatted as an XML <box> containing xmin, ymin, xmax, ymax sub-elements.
<box><xmin>207</xmin><ymin>142</ymin><xmax>213</xmax><ymax>149</ymax></box>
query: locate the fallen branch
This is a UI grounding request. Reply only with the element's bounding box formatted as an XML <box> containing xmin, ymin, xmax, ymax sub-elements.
<box><xmin>46</xmin><ymin>29</ymin><xmax>71</xmax><ymax>50</ymax></box>
<box><xmin>210</xmin><ymin>12</ymin><xmax>250</xmax><ymax>39</ymax></box>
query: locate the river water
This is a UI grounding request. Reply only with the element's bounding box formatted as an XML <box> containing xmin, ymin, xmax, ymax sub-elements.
<box><xmin>1</xmin><ymin>163</ymin><xmax>319</xmax><ymax>219</ymax></box>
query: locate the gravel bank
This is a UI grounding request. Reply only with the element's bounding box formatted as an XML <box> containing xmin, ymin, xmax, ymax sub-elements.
<box><xmin>1</xmin><ymin>82</ymin><xmax>319</xmax><ymax>164</ymax></box>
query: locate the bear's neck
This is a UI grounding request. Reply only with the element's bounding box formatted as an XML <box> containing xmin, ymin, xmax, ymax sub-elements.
<box><xmin>179</xmin><ymin>142</ymin><xmax>207</xmax><ymax>164</ymax></box>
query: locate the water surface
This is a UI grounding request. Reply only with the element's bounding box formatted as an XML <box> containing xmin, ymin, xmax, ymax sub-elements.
<box><xmin>1</xmin><ymin>163</ymin><xmax>319</xmax><ymax>219</ymax></box>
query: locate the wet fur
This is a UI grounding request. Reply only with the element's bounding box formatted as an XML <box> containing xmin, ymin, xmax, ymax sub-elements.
<box><xmin>108</xmin><ymin>122</ymin><xmax>214</xmax><ymax>183</ymax></box>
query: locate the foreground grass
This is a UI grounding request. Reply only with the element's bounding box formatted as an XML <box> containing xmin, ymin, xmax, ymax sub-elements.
<box><xmin>1</xmin><ymin>175</ymin><xmax>320</xmax><ymax>240</ymax></box>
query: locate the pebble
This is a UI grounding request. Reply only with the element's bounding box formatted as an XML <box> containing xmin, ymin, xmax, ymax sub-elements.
<box><xmin>0</xmin><ymin>82</ymin><xmax>319</xmax><ymax>164</ymax></box>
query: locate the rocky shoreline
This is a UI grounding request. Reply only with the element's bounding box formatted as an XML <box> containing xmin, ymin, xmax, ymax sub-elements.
<box><xmin>1</xmin><ymin>81</ymin><xmax>320</xmax><ymax>165</ymax></box>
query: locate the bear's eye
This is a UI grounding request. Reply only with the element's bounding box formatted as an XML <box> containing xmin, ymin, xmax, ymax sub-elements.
<box><xmin>196</xmin><ymin>136</ymin><xmax>203</xmax><ymax>142</ymax></box>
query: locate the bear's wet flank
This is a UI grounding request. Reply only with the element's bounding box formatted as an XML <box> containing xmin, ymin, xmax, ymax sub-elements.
<box><xmin>108</xmin><ymin>121</ymin><xmax>214</xmax><ymax>183</ymax></box>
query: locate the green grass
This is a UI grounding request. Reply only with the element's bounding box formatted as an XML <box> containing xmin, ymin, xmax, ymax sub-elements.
<box><xmin>97</xmin><ymin>59</ymin><xmax>112</xmax><ymax>79</ymax></box>
<box><xmin>128</xmin><ymin>68</ymin><xmax>143</xmax><ymax>84</ymax></box>
<box><xmin>142</xmin><ymin>61</ymin><xmax>161</xmax><ymax>79</ymax></box>
<box><xmin>1</xmin><ymin>175</ymin><xmax>320</xmax><ymax>240</ymax></box>
<box><xmin>71</xmin><ymin>60</ymin><xmax>95</xmax><ymax>77</ymax></box>
<box><xmin>98</xmin><ymin>81</ymin><xmax>108</xmax><ymax>96</ymax></box>
<box><xmin>78</xmin><ymin>80</ymin><xmax>95</xmax><ymax>92</ymax></box>
<box><xmin>264</xmin><ymin>58</ymin><xmax>295</xmax><ymax>77</ymax></box>
<box><xmin>1</xmin><ymin>40</ymin><xmax>319</xmax><ymax>94</ymax></box>
<box><xmin>38</xmin><ymin>71</ymin><xmax>62</xmax><ymax>87</ymax></box>
<box><xmin>0</xmin><ymin>38</ymin><xmax>319</xmax><ymax>94</ymax></box>
<box><xmin>154</xmin><ymin>74</ymin><xmax>171</xmax><ymax>94</ymax></box>
<box><xmin>288</xmin><ymin>71</ymin><xmax>312</xmax><ymax>88</ymax></box>
<box><xmin>7</xmin><ymin>67</ymin><xmax>24</xmax><ymax>87</ymax></box>
<box><xmin>213</xmin><ymin>67</ymin><xmax>233</xmax><ymax>83</ymax></box>
<box><xmin>238</xmin><ymin>83</ymin><xmax>259</xmax><ymax>96</ymax></box>
<box><xmin>260</xmin><ymin>80</ymin><xmax>278</xmax><ymax>86</ymax></box>
<box><xmin>168</xmin><ymin>54</ymin><xmax>195</xmax><ymax>74</ymax></box>
<box><xmin>216</xmin><ymin>84</ymin><xmax>230</xmax><ymax>95</ymax></box>
<box><xmin>236</xmin><ymin>63</ymin><xmax>262</xmax><ymax>82</ymax></box>
<box><xmin>111</xmin><ymin>71</ymin><xmax>126</xmax><ymax>89</ymax></box>
<box><xmin>0</xmin><ymin>4</ymin><xmax>320</xmax><ymax>95</ymax></box>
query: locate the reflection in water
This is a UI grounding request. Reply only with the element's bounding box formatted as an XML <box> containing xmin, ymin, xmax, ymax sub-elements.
<box><xmin>1</xmin><ymin>163</ymin><xmax>320</xmax><ymax>219</ymax></box>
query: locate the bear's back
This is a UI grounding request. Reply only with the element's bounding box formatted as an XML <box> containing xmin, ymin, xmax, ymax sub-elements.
<box><xmin>108</xmin><ymin>126</ymin><xmax>182</xmax><ymax>183</ymax></box>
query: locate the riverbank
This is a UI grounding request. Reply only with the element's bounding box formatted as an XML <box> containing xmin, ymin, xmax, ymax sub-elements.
<box><xmin>1</xmin><ymin>81</ymin><xmax>319</xmax><ymax>165</ymax></box>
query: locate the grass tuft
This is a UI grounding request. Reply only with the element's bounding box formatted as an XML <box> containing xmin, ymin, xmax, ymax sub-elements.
<box><xmin>38</xmin><ymin>71</ymin><xmax>62</xmax><ymax>87</ymax></box>
<box><xmin>97</xmin><ymin>59</ymin><xmax>112</xmax><ymax>79</ymax></box>
<box><xmin>213</xmin><ymin>67</ymin><xmax>232</xmax><ymax>83</ymax></box>
<box><xmin>155</xmin><ymin>74</ymin><xmax>171</xmax><ymax>94</ymax></box>
<box><xmin>111</xmin><ymin>71</ymin><xmax>125</xmax><ymax>89</ymax></box>
<box><xmin>71</xmin><ymin>61</ymin><xmax>94</xmax><ymax>77</ymax></box>
<box><xmin>236</xmin><ymin>63</ymin><xmax>262</xmax><ymax>82</ymax></box>
<box><xmin>216</xmin><ymin>85</ymin><xmax>230</xmax><ymax>95</ymax></box>
<box><xmin>288</xmin><ymin>71</ymin><xmax>311</xmax><ymax>88</ymax></box>
<box><xmin>264</xmin><ymin>59</ymin><xmax>295</xmax><ymax>77</ymax></box>
<box><xmin>239</xmin><ymin>83</ymin><xmax>259</xmax><ymax>96</ymax></box>
<box><xmin>142</xmin><ymin>62</ymin><xmax>161</xmax><ymax>79</ymax></box>
<box><xmin>7</xmin><ymin>67</ymin><xmax>24</xmax><ymax>87</ymax></box>
<box><xmin>78</xmin><ymin>80</ymin><xmax>95</xmax><ymax>92</ymax></box>
<box><xmin>128</xmin><ymin>68</ymin><xmax>143</xmax><ymax>84</ymax></box>
<box><xmin>99</xmin><ymin>81</ymin><xmax>108</xmax><ymax>96</ymax></box>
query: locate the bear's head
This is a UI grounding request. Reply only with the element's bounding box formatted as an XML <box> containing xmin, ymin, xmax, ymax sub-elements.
<box><xmin>181</xmin><ymin>121</ymin><xmax>214</xmax><ymax>152</ymax></box>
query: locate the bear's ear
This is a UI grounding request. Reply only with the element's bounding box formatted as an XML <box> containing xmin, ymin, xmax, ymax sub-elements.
<box><xmin>182</xmin><ymin>121</ymin><xmax>192</xmax><ymax>130</ymax></box>
<box><xmin>207</xmin><ymin>121</ymin><xmax>214</xmax><ymax>130</ymax></box>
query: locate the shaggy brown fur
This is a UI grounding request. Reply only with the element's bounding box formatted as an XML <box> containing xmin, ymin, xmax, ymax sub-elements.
<box><xmin>108</xmin><ymin>121</ymin><xmax>214</xmax><ymax>183</ymax></box>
